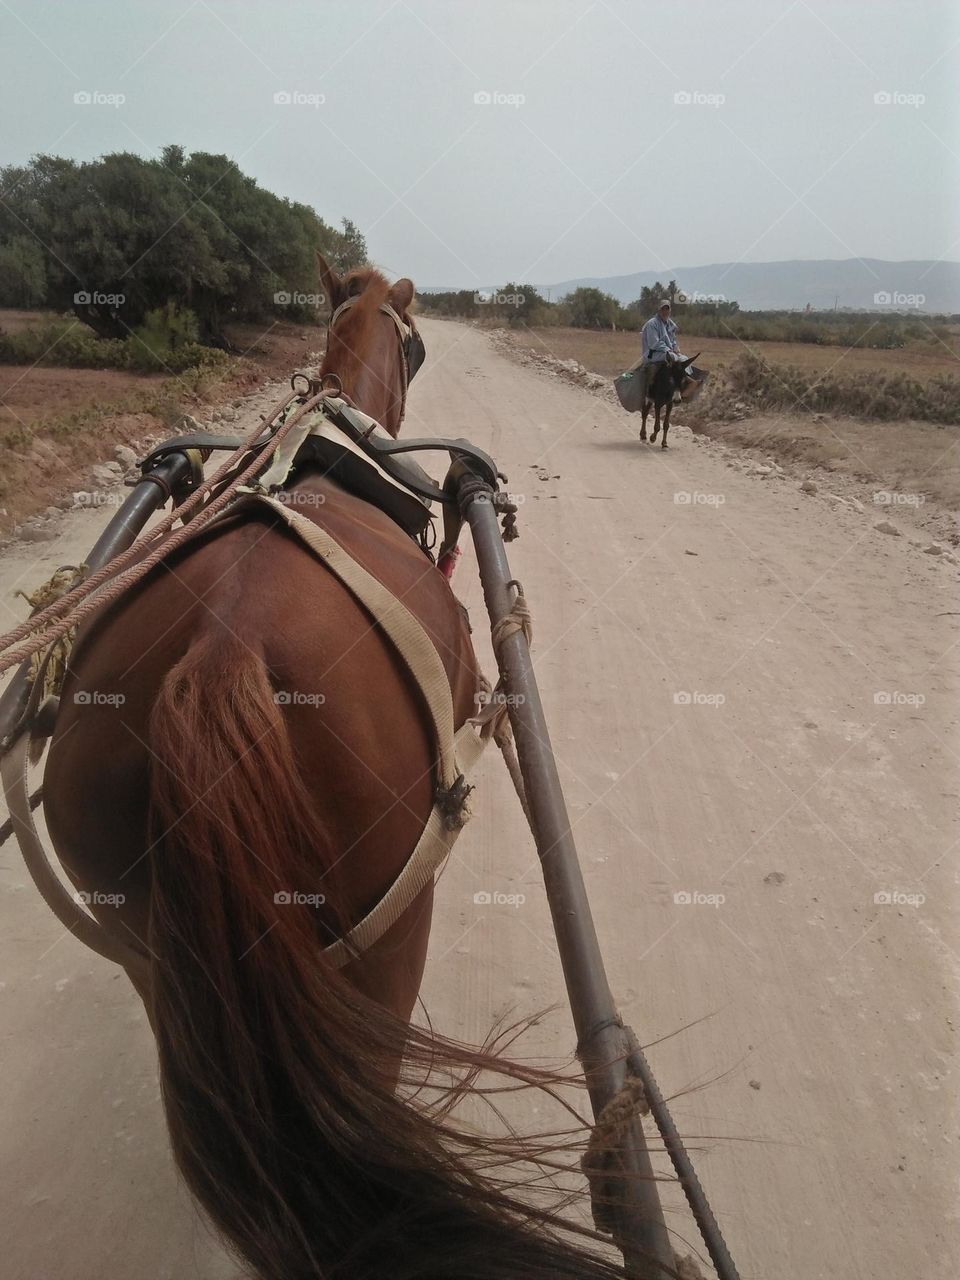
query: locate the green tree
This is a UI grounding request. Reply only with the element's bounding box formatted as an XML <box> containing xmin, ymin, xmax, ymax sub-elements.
<box><xmin>0</xmin><ymin>236</ymin><xmax>46</xmax><ymax>307</ymax></box>
<box><xmin>564</xmin><ymin>286</ymin><xmax>620</xmax><ymax>328</ymax></box>
<box><xmin>0</xmin><ymin>148</ymin><xmax>362</xmax><ymax>344</ymax></box>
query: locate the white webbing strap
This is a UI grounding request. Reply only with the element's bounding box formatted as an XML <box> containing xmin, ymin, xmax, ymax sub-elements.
<box><xmin>252</xmin><ymin>494</ymin><xmax>487</xmax><ymax>967</ymax></box>
<box><xmin>0</xmin><ymin>729</ymin><xmax>149</xmax><ymax>980</ymax></box>
<box><xmin>323</xmin><ymin>721</ymin><xmax>485</xmax><ymax>968</ymax></box>
<box><xmin>256</xmin><ymin>494</ymin><xmax>463</xmax><ymax>791</ymax></box>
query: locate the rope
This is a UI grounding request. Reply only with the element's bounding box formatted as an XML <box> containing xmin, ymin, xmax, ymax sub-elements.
<box><xmin>581</xmin><ymin>1075</ymin><xmax>650</xmax><ymax>1235</ymax></box>
<box><xmin>0</xmin><ymin>390</ymin><xmax>307</xmax><ymax>678</ymax></box>
<box><xmin>490</xmin><ymin>579</ymin><xmax>533</xmax><ymax>650</ymax></box>
<box><xmin>484</xmin><ymin>580</ymin><xmax>535</xmax><ymax>825</ymax></box>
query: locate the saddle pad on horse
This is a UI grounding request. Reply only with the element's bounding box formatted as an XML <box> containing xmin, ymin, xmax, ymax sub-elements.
<box><xmin>258</xmin><ymin>404</ymin><xmax>435</xmax><ymax>539</ymax></box>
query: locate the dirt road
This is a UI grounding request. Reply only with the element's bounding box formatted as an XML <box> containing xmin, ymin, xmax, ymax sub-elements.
<box><xmin>1</xmin><ymin>317</ymin><xmax>956</xmax><ymax>1279</ymax></box>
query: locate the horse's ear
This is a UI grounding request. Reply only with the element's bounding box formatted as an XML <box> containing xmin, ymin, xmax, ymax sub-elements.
<box><xmin>316</xmin><ymin>251</ymin><xmax>343</xmax><ymax>312</ymax></box>
<box><xmin>389</xmin><ymin>277</ymin><xmax>415</xmax><ymax>317</ymax></box>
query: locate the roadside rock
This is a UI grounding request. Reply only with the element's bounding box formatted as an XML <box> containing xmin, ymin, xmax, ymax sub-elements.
<box><xmin>18</xmin><ymin>522</ymin><xmax>57</xmax><ymax>543</ymax></box>
<box><xmin>800</xmin><ymin>480</ymin><xmax>818</xmax><ymax>494</ymax></box>
<box><xmin>114</xmin><ymin>445</ymin><xmax>138</xmax><ymax>469</ymax></box>
<box><xmin>90</xmin><ymin>463</ymin><xmax>122</xmax><ymax>488</ymax></box>
<box><xmin>874</xmin><ymin>521</ymin><xmax>900</xmax><ymax>537</ymax></box>
<box><xmin>923</xmin><ymin>543</ymin><xmax>943</xmax><ymax>556</ymax></box>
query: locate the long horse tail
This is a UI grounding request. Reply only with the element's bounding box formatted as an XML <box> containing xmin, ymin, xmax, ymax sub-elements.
<box><xmin>146</xmin><ymin>630</ymin><xmax>642</xmax><ymax>1280</ymax></box>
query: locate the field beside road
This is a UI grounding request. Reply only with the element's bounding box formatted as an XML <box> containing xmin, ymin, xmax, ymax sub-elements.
<box><xmin>0</xmin><ymin>310</ymin><xmax>324</xmax><ymax>537</ymax></box>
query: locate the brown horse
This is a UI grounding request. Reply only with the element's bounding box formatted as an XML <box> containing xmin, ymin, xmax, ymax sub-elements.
<box><xmin>40</xmin><ymin>260</ymin><xmax>642</xmax><ymax>1279</ymax></box>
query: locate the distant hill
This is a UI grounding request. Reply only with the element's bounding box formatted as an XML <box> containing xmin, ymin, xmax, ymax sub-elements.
<box><xmin>424</xmin><ymin>259</ymin><xmax>960</xmax><ymax>313</ymax></box>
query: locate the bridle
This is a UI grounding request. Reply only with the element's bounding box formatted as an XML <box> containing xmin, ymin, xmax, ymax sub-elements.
<box><xmin>324</xmin><ymin>294</ymin><xmax>426</xmax><ymax>426</ymax></box>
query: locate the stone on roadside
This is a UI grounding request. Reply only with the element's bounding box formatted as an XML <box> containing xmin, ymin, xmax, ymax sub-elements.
<box><xmin>18</xmin><ymin>522</ymin><xmax>56</xmax><ymax>543</ymax></box>
<box><xmin>922</xmin><ymin>543</ymin><xmax>942</xmax><ymax>555</ymax></box>
<box><xmin>800</xmin><ymin>480</ymin><xmax>817</xmax><ymax>494</ymax></box>
<box><xmin>874</xmin><ymin>520</ymin><xmax>900</xmax><ymax>536</ymax></box>
<box><xmin>90</xmin><ymin>463</ymin><xmax>121</xmax><ymax>487</ymax></box>
<box><xmin>114</xmin><ymin>445</ymin><xmax>138</xmax><ymax>469</ymax></box>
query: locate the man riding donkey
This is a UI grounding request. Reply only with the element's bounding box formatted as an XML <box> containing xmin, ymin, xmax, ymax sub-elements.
<box><xmin>614</xmin><ymin>297</ymin><xmax>706</xmax><ymax>447</ymax></box>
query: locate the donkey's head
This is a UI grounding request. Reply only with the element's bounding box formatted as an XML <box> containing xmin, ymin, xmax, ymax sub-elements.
<box><xmin>676</xmin><ymin>353</ymin><xmax>708</xmax><ymax>403</ymax></box>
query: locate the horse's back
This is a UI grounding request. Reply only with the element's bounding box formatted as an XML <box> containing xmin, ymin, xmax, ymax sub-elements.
<box><xmin>43</xmin><ymin>475</ymin><xmax>478</xmax><ymax>942</ymax></box>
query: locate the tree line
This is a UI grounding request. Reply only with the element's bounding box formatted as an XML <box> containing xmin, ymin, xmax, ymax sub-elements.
<box><xmin>417</xmin><ymin>281</ymin><xmax>948</xmax><ymax>350</ymax></box>
<box><xmin>418</xmin><ymin>280</ymin><xmax>740</xmax><ymax>331</ymax></box>
<box><xmin>0</xmin><ymin>146</ymin><xmax>366</xmax><ymax>347</ymax></box>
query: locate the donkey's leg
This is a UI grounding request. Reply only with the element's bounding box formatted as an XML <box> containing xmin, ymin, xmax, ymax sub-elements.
<box><xmin>639</xmin><ymin>399</ymin><xmax>648</xmax><ymax>441</ymax></box>
<box><xmin>650</xmin><ymin>405</ymin><xmax>660</xmax><ymax>443</ymax></box>
<box><xmin>661</xmin><ymin>404</ymin><xmax>671</xmax><ymax>448</ymax></box>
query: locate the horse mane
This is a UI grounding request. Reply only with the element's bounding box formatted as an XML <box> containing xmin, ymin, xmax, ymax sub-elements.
<box><xmin>339</xmin><ymin>267</ymin><xmax>392</xmax><ymax>312</ymax></box>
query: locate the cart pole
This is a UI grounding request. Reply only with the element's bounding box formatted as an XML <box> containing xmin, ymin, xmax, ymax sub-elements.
<box><xmin>461</xmin><ymin>479</ymin><xmax>676</xmax><ymax>1279</ymax></box>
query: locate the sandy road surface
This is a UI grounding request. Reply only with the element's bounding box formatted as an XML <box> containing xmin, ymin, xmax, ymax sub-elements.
<box><xmin>1</xmin><ymin>317</ymin><xmax>957</xmax><ymax>1279</ymax></box>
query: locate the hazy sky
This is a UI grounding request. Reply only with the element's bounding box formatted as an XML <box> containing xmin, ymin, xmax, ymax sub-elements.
<box><xmin>3</xmin><ymin>0</ymin><xmax>958</xmax><ymax>287</ymax></box>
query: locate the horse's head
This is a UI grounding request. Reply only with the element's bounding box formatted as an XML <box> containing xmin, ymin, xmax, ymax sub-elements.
<box><xmin>676</xmin><ymin>353</ymin><xmax>708</xmax><ymax>403</ymax></box>
<box><xmin>316</xmin><ymin>253</ymin><xmax>424</xmax><ymax>437</ymax></box>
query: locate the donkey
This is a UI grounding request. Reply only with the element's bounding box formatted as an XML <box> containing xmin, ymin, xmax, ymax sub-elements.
<box><xmin>639</xmin><ymin>354</ymin><xmax>703</xmax><ymax>448</ymax></box>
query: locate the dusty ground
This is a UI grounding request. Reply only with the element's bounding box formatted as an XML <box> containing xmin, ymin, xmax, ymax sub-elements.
<box><xmin>0</xmin><ymin>317</ymin><xmax>957</xmax><ymax>1279</ymax></box>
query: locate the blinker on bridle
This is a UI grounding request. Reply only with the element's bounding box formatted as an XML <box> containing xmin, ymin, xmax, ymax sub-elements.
<box><xmin>325</xmin><ymin>294</ymin><xmax>425</xmax><ymax>422</ymax></box>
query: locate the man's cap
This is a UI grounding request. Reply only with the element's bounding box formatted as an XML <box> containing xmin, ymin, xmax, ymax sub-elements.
<box><xmin>658</xmin><ymin>299</ymin><xmax>671</xmax><ymax>309</ymax></box>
